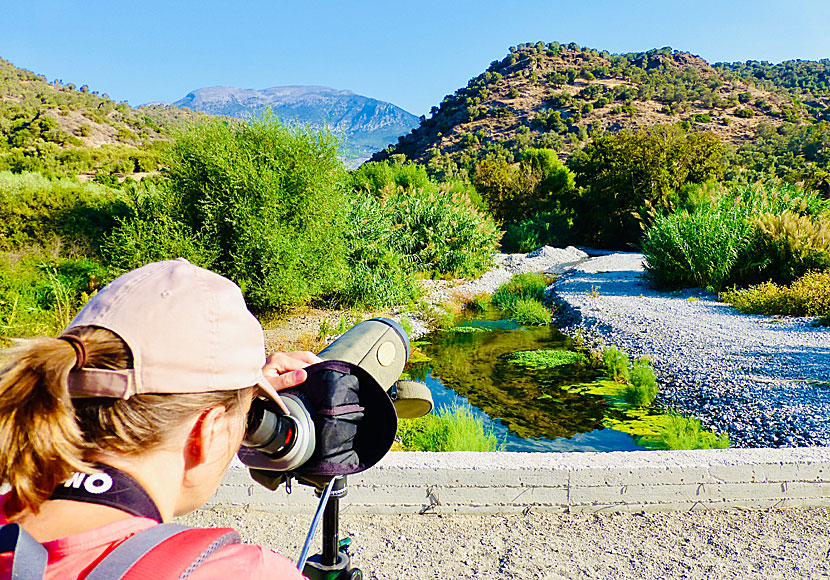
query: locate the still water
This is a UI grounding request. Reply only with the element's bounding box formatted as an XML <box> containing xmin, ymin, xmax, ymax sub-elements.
<box><xmin>408</xmin><ymin>317</ymin><xmax>647</xmax><ymax>452</ymax></box>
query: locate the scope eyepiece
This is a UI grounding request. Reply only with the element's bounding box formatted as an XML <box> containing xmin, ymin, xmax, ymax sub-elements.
<box><xmin>244</xmin><ymin>398</ymin><xmax>298</xmax><ymax>457</ymax></box>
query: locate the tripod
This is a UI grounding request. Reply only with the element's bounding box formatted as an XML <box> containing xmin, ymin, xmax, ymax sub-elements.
<box><xmin>297</xmin><ymin>476</ymin><xmax>363</xmax><ymax>580</ymax></box>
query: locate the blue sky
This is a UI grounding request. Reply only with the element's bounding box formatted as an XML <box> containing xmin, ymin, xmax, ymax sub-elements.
<box><xmin>1</xmin><ymin>0</ymin><xmax>828</xmax><ymax>116</ymax></box>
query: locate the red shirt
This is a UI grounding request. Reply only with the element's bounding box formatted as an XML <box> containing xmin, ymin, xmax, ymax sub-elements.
<box><xmin>0</xmin><ymin>495</ymin><xmax>304</xmax><ymax>580</ymax></box>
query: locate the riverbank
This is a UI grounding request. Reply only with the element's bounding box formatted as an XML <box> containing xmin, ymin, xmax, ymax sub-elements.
<box><xmin>552</xmin><ymin>252</ymin><xmax>830</xmax><ymax>448</ymax></box>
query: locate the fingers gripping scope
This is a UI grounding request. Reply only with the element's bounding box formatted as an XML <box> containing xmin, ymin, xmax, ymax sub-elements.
<box><xmin>238</xmin><ymin>318</ymin><xmax>432</xmax><ymax>480</ymax></box>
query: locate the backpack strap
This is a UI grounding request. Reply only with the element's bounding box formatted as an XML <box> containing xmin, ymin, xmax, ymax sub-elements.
<box><xmin>0</xmin><ymin>523</ymin><xmax>48</xmax><ymax>580</ymax></box>
<box><xmin>84</xmin><ymin>524</ymin><xmax>241</xmax><ymax>580</ymax></box>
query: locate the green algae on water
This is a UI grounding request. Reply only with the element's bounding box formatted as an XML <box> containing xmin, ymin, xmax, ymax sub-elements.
<box><xmin>508</xmin><ymin>349</ymin><xmax>586</xmax><ymax>370</ymax></box>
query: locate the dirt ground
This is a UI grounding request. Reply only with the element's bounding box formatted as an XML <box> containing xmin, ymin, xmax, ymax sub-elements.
<box><xmin>180</xmin><ymin>505</ymin><xmax>830</xmax><ymax>579</ymax></box>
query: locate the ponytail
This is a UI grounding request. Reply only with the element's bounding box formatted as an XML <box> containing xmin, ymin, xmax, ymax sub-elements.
<box><xmin>0</xmin><ymin>327</ymin><xmax>250</xmax><ymax>516</ymax></box>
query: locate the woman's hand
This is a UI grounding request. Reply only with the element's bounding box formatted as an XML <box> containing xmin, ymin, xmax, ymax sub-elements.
<box><xmin>262</xmin><ymin>351</ymin><xmax>323</xmax><ymax>391</ymax></box>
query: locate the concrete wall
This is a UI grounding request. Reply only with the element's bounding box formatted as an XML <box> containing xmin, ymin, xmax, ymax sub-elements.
<box><xmin>209</xmin><ymin>448</ymin><xmax>830</xmax><ymax>514</ymax></box>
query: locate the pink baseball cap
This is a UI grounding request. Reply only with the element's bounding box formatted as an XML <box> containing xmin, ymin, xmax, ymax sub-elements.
<box><xmin>64</xmin><ymin>258</ymin><xmax>288</xmax><ymax>412</ymax></box>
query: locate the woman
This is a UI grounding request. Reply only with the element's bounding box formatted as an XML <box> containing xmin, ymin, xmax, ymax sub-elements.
<box><xmin>0</xmin><ymin>258</ymin><xmax>320</xmax><ymax>579</ymax></box>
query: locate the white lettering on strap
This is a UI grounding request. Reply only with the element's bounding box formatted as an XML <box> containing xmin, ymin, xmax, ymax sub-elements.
<box><xmin>64</xmin><ymin>471</ymin><xmax>86</xmax><ymax>489</ymax></box>
<box><xmin>83</xmin><ymin>473</ymin><xmax>113</xmax><ymax>494</ymax></box>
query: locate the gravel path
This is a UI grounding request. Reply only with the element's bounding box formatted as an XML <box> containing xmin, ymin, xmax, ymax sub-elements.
<box><xmin>551</xmin><ymin>252</ymin><xmax>830</xmax><ymax>448</ymax></box>
<box><xmin>181</xmin><ymin>505</ymin><xmax>830</xmax><ymax>579</ymax></box>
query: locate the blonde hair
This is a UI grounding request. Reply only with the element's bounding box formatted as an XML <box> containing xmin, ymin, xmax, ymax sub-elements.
<box><xmin>0</xmin><ymin>326</ymin><xmax>252</xmax><ymax>515</ymax></box>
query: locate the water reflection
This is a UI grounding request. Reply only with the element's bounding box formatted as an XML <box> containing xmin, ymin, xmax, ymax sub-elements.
<box><xmin>410</xmin><ymin>321</ymin><xmax>646</xmax><ymax>452</ymax></box>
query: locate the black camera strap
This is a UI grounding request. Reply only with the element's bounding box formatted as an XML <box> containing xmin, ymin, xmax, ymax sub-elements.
<box><xmin>49</xmin><ymin>463</ymin><xmax>163</xmax><ymax>523</ymax></box>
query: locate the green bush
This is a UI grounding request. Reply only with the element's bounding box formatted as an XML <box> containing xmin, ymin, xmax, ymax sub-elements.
<box><xmin>569</xmin><ymin>124</ymin><xmax>725</xmax><ymax>248</ymax></box>
<box><xmin>0</xmin><ymin>255</ymin><xmax>108</xmax><ymax>341</ymax></box>
<box><xmin>397</xmin><ymin>404</ymin><xmax>501</xmax><ymax>451</ymax></box>
<box><xmin>494</xmin><ymin>272</ymin><xmax>547</xmax><ymax>305</ymax></box>
<box><xmin>643</xmin><ymin>183</ymin><xmax>830</xmax><ymax>290</ymax></box>
<box><xmin>381</xmin><ymin>184</ymin><xmax>499</xmax><ymax>277</ymax></box>
<box><xmin>720</xmin><ymin>270</ymin><xmax>830</xmax><ymax>317</ymax></box>
<box><xmin>501</xmin><ymin>212</ymin><xmax>574</xmax><ymax>253</ymax></box>
<box><xmin>350</xmin><ymin>161</ymin><xmax>498</xmax><ymax>280</ymax></box>
<box><xmin>623</xmin><ymin>359</ymin><xmax>658</xmax><ymax>406</ymax></box>
<box><xmin>110</xmin><ymin>116</ymin><xmax>350</xmax><ymax>313</ymax></box>
<box><xmin>330</xmin><ymin>193</ymin><xmax>419</xmax><ymax>309</ymax></box>
<box><xmin>509</xmin><ymin>297</ymin><xmax>553</xmax><ymax>325</ymax></box>
<box><xmin>0</xmin><ymin>171</ymin><xmax>129</xmax><ymax>254</ymax></box>
<box><xmin>602</xmin><ymin>346</ymin><xmax>630</xmax><ymax>383</ymax></box>
<box><xmin>493</xmin><ymin>273</ymin><xmax>551</xmax><ymax>324</ymax></box>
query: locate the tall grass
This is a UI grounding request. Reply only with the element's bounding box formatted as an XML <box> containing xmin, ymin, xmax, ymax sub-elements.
<box><xmin>493</xmin><ymin>272</ymin><xmax>552</xmax><ymax>324</ymax></box>
<box><xmin>0</xmin><ymin>255</ymin><xmax>107</xmax><ymax>341</ymax></box>
<box><xmin>623</xmin><ymin>359</ymin><xmax>658</xmax><ymax>407</ymax></box>
<box><xmin>643</xmin><ymin>183</ymin><xmax>830</xmax><ymax>290</ymax></box>
<box><xmin>397</xmin><ymin>404</ymin><xmax>502</xmax><ymax>451</ymax></box>
<box><xmin>602</xmin><ymin>346</ymin><xmax>630</xmax><ymax>383</ymax></box>
<box><xmin>647</xmin><ymin>413</ymin><xmax>730</xmax><ymax>450</ymax></box>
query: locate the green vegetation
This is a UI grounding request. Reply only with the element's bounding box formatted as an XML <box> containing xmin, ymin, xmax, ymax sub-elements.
<box><xmin>507</xmin><ymin>349</ymin><xmax>585</xmax><ymax>369</ymax></box>
<box><xmin>397</xmin><ymin>404</ymin><xmax>502</xmax><ymax>451</ymax></box>
<box><xmin>0</xmin><ymin>57</ymin><xmax>200</xmax><ymax>178</ymax></box>
<box><xmin>109</xmin><ymin>116</ymin><xmax>350</xmax><ymax>313</ymax></box>
<box><xmin>638</xmin><ymin>412</ymin><xmax>730</xmax><ymax>450</ymax></box>
<box><xmin>642</xmin><ymin>183</ymin><xmax>830</xmax><ymax>290</ymax></box>
<box><xmin>720</xmin><ymin>270</ymin><xmax>830</xmax><ymax>318</ymax></box>
<box><xmin>493</xmin><ymin>272</ymin><xmax>552</xmax><ymax>324</ymax></box>
<box><xmin>568</xmin><ymin>125</ymin><xmax>724</xmax><ymax>247</ymax></box>
<box><xmin>623</xmin><ymin>359</ymin><xmax>659</xmax><ymax>407</ymax></box>
<box><xmin>0</xmin><ymin>256</ymin><xmax>107</xmax><ymax>340</ymax></box>
<box><xmin>1</xmin><ymin>118</ymin><xmax>500</xmax><ymax>339</ymax></box>
<box><xmin>602</xmin><ymin>346</ymin><xmax>630</xmax><ymax>383</ymax></box>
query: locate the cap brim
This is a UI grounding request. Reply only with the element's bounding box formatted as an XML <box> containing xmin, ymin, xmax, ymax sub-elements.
<box><xmin>255</xmin><ymin>374</ymin><xmax>291</xmax><ymax>414</ymax></box>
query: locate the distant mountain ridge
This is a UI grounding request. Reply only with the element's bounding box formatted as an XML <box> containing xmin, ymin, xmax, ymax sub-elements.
<box><xmin>174</xmin><ymin>85</ymin><xmax>419</xmax><ymax>164</ymax></box>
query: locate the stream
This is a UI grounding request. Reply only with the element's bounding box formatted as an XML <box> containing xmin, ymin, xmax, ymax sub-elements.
<box><xmin>408</xmin><ymin>314</ymin><xmax>663</xmax><ymax>452</ymax></box>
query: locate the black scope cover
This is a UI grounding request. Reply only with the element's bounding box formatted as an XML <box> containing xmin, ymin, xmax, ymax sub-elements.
<box><xmin>284</xmin><ymin>360</ymin><xmax>397</xmax><ymax>476</ymax></box>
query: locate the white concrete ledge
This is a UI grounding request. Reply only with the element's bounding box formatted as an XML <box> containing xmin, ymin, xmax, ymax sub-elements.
<box><xmin>208</xmin><ymin>449</ymin><xmax>830</xmax><ymax>514</ymax></box>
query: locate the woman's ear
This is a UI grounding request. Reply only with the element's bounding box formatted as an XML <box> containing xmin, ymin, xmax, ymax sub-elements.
<box><xmin>184</xmin><ymin>406</ymin><xmax>229</xmax><ymax>468</ymax></box>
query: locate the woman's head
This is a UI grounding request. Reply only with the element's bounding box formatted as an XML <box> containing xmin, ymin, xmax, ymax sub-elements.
<box><xmin>0</xmin><ymin>259</ymin><xmax>277</xmax><ymax>515</ymax></box>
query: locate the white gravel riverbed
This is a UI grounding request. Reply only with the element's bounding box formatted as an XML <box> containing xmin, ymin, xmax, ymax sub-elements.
<box><xmin>551</xmin><ymin>251</ymin><xmax>830</xmax><ymax>448</ymax></box>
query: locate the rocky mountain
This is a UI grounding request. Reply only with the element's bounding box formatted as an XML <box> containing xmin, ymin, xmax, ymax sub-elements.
<box><xmin>174</xmin><ymin>85</ymin><xmax>419</xmax><ymax>165</ymax></box>
<box><xmin>372</xmin><ymin>42</ymin><xmax>830</xmax><ymax>180</ymax></box>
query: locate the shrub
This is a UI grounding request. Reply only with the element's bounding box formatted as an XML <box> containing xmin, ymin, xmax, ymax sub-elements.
<box><xmin>501</xmin><ymin>212</ymin><xmax>574</xmax><ymax>253</ymax></box>
<box><xmin>397</xmin><ymin>404</ymin><xmax>501</xmax><ymax>451</ymax></box>
<box><xmin>623</xmin><ymin>359</ymin><xmax>658</xmax><ymax>406</ymax></box>
<box><xmin>569</xmin><ymin>124</ymin><xmax>725</xmax><ymax>248</ymax></box>
<box><xmin>0</xmin><ymin>255</ymin><xmax>108</xmax><ymax>341</ymax></box>
<box><xmin>643</xmin><ymin>183</ymin><xmax>830</xmax><ymax>290</ymax></box>
<box><xmin>720</xmin><ymin>270</ymin><xmax>830</xmax><ymax>317</ymax></box>
<box><xmin>328</xmin><ymin>192</ymin><xmax>419</xmax><ymax>309</ymax></box>
<box><xmin>381</xmin><ymin>184</ymin><xmax>499</xmax><ymax>278</ymax></box>
<box><xmin>493</xmin><ymin>273</ymin><xmax>552</xmax><ymax>324</ymax></box>
<box><xmin>0</xmin><ymin>171</ymin><xmax>129</xmax><ymax>255</ymax></box>
<box><xmin>602</xmin><ymin>346</ymin><xmax>630</xmax><ymax>383</ymax></box>
<box><xmin>112</xmin><ymin>116</ymin><xmax>350</xmax><ymax>313</ymax></box>
<box><xmin>509</xmin><ymin>297</ymin><xmax>553</xmax><ymax>325</ymax></box>
<box><xmin>493</xmin><ymin>272</ymin><xmax>547</xmax><ymax>305</ymax></box>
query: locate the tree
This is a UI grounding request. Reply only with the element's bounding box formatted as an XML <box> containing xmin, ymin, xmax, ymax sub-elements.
<box><xmin>568</xmin><ymin>125</ymin><xmax>724</xmax><ymax>248</ymax></box>
<box><xmin>472</xmin><ymin>148</ymin><xmax>577</xmax><ymax>225</ymax></box>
